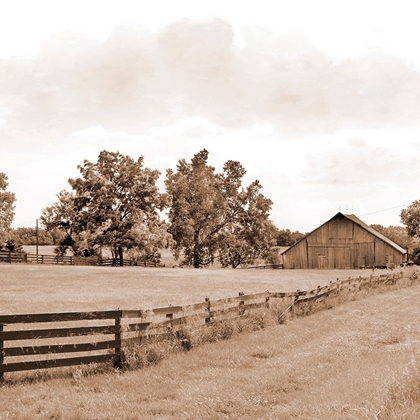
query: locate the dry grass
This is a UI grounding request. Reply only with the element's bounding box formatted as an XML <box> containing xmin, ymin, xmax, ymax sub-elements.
<box><xmin>1</xmin><ymin>267</ymin><xmax>420</xmax><ymax>419</ymax></box>
<box><xmin>1</xmin><ymin>276</ymin><xmax>420</xmax><ymax>419</ymax></box>
<box><xmin>0</xmin><ymin>263</ymin><xmax>381</xmax><ymax>314</ymax></box>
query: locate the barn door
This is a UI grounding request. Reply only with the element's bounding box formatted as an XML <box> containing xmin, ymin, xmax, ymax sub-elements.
<box><xmin>335</xmin><ymin>247</ymin><xmax>351</xmax><ymax>269</ymax></box>
<box><xmin>328</xmin><ymin>246</ymin><xmax>351</xmax><ymax>269</ymax></box>
<box><xmin>285</xmin><ymin>254</ymin><xmax>295</xmax><ymax>269</ymax></box>
<box><xmin>318</xmin><ymin>254</ymin><xmax>327</xmax><ymax>269</ymax></box>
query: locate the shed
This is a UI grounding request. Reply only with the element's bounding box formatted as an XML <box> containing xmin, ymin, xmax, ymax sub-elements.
<box><xmin>281</xmin><ymin>212</ymin><xmax>406</xmax><ymax>269</ymax></box>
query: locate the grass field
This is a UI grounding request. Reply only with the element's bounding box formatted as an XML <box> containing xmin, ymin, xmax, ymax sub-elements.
<box><xmin>0</xmin><ymin>264</ymin><xmax>380</xmax><ymax>313</ymax></box>
<box><xmin>21</xmin><ymin>246</ymin><xmax>177</xmax><ymax>266</ymax></box>
<box><xmin>21</xmin><ymin>245</ymin><xmax>58</xmax><ymax>255</ymax></box>
<box><xmin>1</xmin><ymin>269</ymin><xmax>419</xmax><ymax>419</ymax></box>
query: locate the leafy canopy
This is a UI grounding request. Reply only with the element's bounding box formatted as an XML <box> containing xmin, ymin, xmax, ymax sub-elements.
<box><xmin>165</xmin><ymin>149</ymin><xmax>275</xmax><ymax>268</ymax></box>
<box><xmin>41</xmin><ymin>150</ymin><xmax>167</xmax><ymax>264</ymax></box>
<box><xmin>0</xmin><ymin>172</ymin><xmax>16</xmax><ymax>245</ymax></box>
<box><xmin>401</xmin><ymin>200</ymin><xmax>420</xmax><ymax>239</ymax></box>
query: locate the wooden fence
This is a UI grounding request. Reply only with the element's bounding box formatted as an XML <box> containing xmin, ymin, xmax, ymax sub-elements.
<box><xmin>248</xmin><ymin>264</ymin><xmax>284</xmax><ymax>269</ymax></box>
<box><xmin>0</xmin><ymin>252</ymin><xmax>163</xmax><ymax>267</ymax></box>
<box><xmin>98</xmin><ymin>258</ymin><xmax>163</xmax><ymax>267</ymax></box>
<box><xmin>0</xmin><ymin>310</ymin><xmax>121</xmax><ymax>382</ymax></box>
<box><xmin>0</xmin><ymin>252</ymin><xmax>27</xmax><ymax>264</ymax></box>
<box><xmin>0</xmin><ymin>291</ymin><xmax>282</xmax><ymax>381</ymax></box>
<box><xmin>0</xmin><ymin>270</ymin><xmax>409</xmax><ymax>381</ymax></box>
<box><xmin>26</xmin><ymin>254</ymin><xmax>76</xmax><ymax>265</ymax></box>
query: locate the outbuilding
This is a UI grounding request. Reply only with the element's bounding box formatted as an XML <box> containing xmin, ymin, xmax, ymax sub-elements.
<box><xmin>281</xmin><ymin>212</ymin><xmax>406</xmax><ymax>269</ymax></box>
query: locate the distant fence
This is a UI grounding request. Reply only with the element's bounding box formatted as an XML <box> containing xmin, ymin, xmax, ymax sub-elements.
<box><xmin>98</xmin><ymin>258</ymin><xmax>162</xmax><ymax>267</ymax></box>
<box><xmin>0</xmin><ymin>252</ymin><xmax>163</xmax><ymax>267</ymax></box>
<box><xmin>0</xmin><ymin>269</ymin><xmax>413</xmax><ymax>381</ymax></box>
<box><xmin>0</xmin><ymin>252</ymin><xmax>27</xmax><ymax>264</ymax></box>
<box><xmin>248</xmin><ymin>264</ymin><xmax>283</xmax><ymax>269</ymax></box>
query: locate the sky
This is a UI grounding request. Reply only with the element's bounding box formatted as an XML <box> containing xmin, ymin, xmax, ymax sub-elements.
<box><xmin>1</xmin><ymin>0</ymin><xmax>420</xmax><ymax>232</ymax></box>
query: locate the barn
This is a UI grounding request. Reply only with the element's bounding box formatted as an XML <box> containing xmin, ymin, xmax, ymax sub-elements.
<box><xmin>281</xmin><ymin>212</ymin><xmax>406</xmax><ymax>269</ymax></box>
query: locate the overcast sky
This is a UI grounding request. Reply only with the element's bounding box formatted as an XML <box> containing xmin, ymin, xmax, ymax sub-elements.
<box><xmin>1</xmin><ymin>0</ymin><xmax>420</xmax><ymax>231</ymax></box>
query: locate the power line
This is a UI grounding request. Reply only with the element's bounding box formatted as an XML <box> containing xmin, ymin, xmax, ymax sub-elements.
<box><xmin>294</xmin><ymin>202</ymin><xmax>412</xmax><ymax>231</ymax></box>
<box><xmin>359</xmin><ymin>203</ymin><xmax>411</xmax><ymax>217</ymax></box>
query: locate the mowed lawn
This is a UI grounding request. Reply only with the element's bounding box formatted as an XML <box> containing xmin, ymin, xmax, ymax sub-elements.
<box><xmin>0</xmin><ymin>264</ymin><xmax>376</xmax><ymax>314</ymax></box>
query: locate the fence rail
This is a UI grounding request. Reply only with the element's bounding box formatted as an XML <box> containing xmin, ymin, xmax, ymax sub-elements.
<box><xmin>0</xmin><ymin>310</ymin><xmax>121</xmax><ymax>380</ymax></box>
<box><xmin>26</xmin><ymin>254</ymin><xmax>75</xmax><ymax>265</ymax></box>
<box><xmin>248</xmin><ymin>264</ymin><xmax>284</xmax><ymax>269</ymax></box>
<box><xmin>0</xmin><ymin>269</ymin><xmax>411</xmax><ymax>381</ymax></box>
<box><xmin>0</xmin><ymin>251</ymin><xmax>164</xmax><ymax>267</ymax></box>
<box><xmin>0</xmin><ymin>252</ymin><xmax>27</xmax><ymax>263</ymax></box>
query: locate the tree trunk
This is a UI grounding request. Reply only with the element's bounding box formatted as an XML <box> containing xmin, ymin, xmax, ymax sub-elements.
<box><xmin>118</xmin><ymin>246</ymin><xmax>124</xmax><ymax>266</ymax></box>
<box><xmin>193</xmin><ymin>231</ymin><xmax>200</xmax><ymax>268</ymax></box>
<box><xmin>193</xmin><ymin>249</ymin><xmax>200</xmax><ymax>268</ymax></box>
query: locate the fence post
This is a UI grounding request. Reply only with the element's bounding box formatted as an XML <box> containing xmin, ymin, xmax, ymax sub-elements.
<box><xmin>238</xmin><ymin>291</ymin><xmax>245</xmax><ymax>315</ymax></box>
<box><xmin>114</xmin><ymin>311</ymin><xmax>122</xmax><ymax>369</ymax></box>
<box><xmin>8</xmin><ymin>252</ymin><xmax>11</xmax><ymax>264</ymax></box>
<box><xmin>205</xmin><ymin>297</ymin><xmax>211</xmax><ymax>323</ymax></box>
<box><xmin>0</xmin><ymin>324</ymin><xmax>4</xmax><ymax>383</ymax></box>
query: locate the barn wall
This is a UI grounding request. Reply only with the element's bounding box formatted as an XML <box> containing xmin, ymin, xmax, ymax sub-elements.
<box><xmin>282</xmin><ymin>214</ymin><xmax>405</xmax><ymax>269</ymax></box>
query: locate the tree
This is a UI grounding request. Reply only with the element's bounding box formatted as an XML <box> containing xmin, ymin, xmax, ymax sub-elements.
<box><xmin>370</xmin><ymin>223</ymin><xmax>417</xmax><ymax>251</ymax></box>
<box><xmin>400</xmin><ymin>201</ymin><xmax>420</xmax><ymax>239</ymax></box>
<box><xmin>165</xmin><ymin>149</ymin><xmax>274</xmax><ymax>268</ymax></box>
<box><xmin>40</xmin><ymin>190</ymin><xmax>79</xmax><ymax>255</ymax></box>
<box><xmin>165</xmin><ymin>150</ymin><xmax>224</xmax><ymax>268</ymax></box>
<box><xmin>399</xmin><ymin>201</ymin><xmax>420</xmax><ymax>263</ymax></box>
<box><xmin>0</xmin><ymin>172</ymin><xmax>16</xmax><ymax>246</ymax></box>
<box><xmin>41</xmin><ymin>151</ymin><xmax>166</xmax><ymax>265</ymax></box>
<box><xmin>218</xmin><ymin>182</ymin><xmax>277</xmax><ymax>268</ymax></box>
<box><xmin>124</xmin><ymin>219</ymin><xmax>173</xmax><ymax>265</ymax></box>
<box><xmin>12</xmin><ymin>227</ymin><xmax>64</xmax><ymax>246</ymax></box>
<box><xmin>276</xmin><ymin>229</ymin><xmax>305</xmax><ymax>246</ymax></box>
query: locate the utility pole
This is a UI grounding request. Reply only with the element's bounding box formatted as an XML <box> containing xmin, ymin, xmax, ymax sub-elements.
<box><xmin>36</xmin><ymin>219</ymin><xmax>39</xmax><ymax>263</ymax></box>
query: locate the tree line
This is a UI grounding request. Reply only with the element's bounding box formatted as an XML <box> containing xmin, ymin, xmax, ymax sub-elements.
<box><xmin>2</xmin><ymin>150</ymin><xmax>420</xmax><ymax>266</ymax></box>
<box><xmin>1</xmin><ymin>150</ymin><xmax>297</xmax><ymax>267</ymax></box>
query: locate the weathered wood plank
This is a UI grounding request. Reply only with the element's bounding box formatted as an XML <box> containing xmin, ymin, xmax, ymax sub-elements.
<box><xmin>0</xmin><ymin>310</ymin><xmax>121</xmax><ymax>324</ymax></box>
<box><xmin>211</xmin><ymin>292</ymin><xmax>270</xmax><ymax>306</ymax></box>
<box><xmin>125</xmin><ymin>312</ymin><xmax>208</xmax><ymax>334</ymax></box>
<box><xmin>121</xmin><ymin>310</ymin><xmax>146</xmax><ymax>319</ymax></box>
<box><xmin>270</xmin><ymin>292</ymin><xmax>296</xmax><ymax>298</ymax></box>
<box><xmin>123</xmin><ymin>306</ymin><xmax>184</xmax><ymax>318</ymax></box>
<box><xmin>0</xmin><ymin>354</ymin><xmax>118</xmax><ymax>373</ymax></box>
<box><xmin>124</xmin><ymin>322</ymin><xmax>152</xmax><ymax>332</ymax></box>
<box><xmin>152</xmin><ymin>306</ymin><xmax>183</xmax><ymax>315</ymax></box>
<box><xmin>209</xmin><ymin>301</ymin><xmax>268</xmax><ymax>317</ymax></box>
<box><xmin>0</xmin><ymin>325</ymin><xmax>118</xmax><ymax>341</ymax></box>
<box><xmin>297</xmin><ymin>294</ymin><xmax>317</xmax><ymax>302</ymax></box>
<box><xmin>183</xmin><ymin>302</ymin><xmax>208</xmax><ymax>312</ymax></box>
<box><xmin>3</xmin><ymin>340</ymin><xmax>119</xmax><ymax>357</ymax></box>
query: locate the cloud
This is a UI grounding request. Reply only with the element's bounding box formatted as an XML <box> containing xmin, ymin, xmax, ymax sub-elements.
<box><xmin>1</xmin><ymin>17</ymin><xmax>420</xmax><ymax>151</ymax></box>
<box><xmin>302</xmin><ymin>139</ymin><xmax>420</xmax><ymax>201</ymax></box>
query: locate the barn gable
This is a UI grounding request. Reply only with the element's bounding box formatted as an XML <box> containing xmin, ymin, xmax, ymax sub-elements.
<box><xmin>280</xmin><ymin>212</ymin><xmax>406</xmax><ymax>269</ymax></box>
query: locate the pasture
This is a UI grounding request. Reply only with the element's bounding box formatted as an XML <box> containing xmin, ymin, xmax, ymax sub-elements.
<box><xmin>0</xmin><ymin>269</ymin><xmax>419</xmax><ymax>419</ymax></box>
<box><xmin>0</xmin><ymin>264</ymin><xmax>379</xmax><ymax>313</ymax></box>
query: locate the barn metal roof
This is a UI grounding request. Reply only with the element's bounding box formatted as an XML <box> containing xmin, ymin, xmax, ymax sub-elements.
<box><xmin>280</xmin><ymin>212</ymin><xmax>407</xmax><ymax>255</ymax></box>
